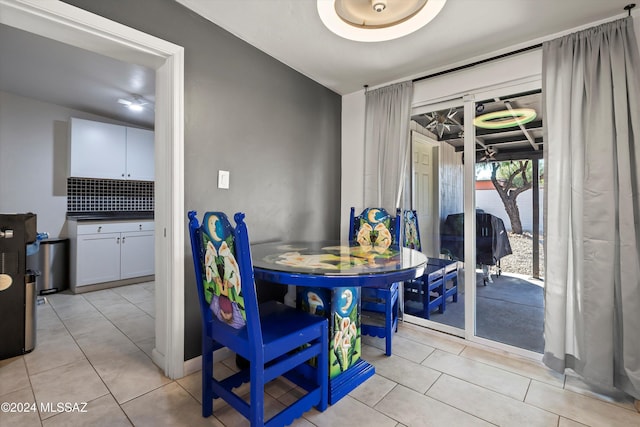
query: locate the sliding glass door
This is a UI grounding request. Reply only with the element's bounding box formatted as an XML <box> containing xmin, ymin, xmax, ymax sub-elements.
<box><xmin>471</xmin><ymin>88</ymin><xmax>545</xmax><ymax>354</ymax></box>
<box><xmin>406</xmin><ymin>80</ymin><xmax>544</xmax><ymax>357</ymax></box>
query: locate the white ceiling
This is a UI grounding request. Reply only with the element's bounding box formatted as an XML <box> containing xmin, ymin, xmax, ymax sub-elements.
<box><xmin>177</xmin><ymin>0</ymin><xmax>634</xmax><ymax>95</ymax></box>
<box><xmin>0</xmin><ymin>0</ymin><xmax>633</xmax><ymax>129</ymax></box>
<box><xmin>0</xmin><ymin>23</ymin><xmax>156</xmax><ymax>128</ymax></box>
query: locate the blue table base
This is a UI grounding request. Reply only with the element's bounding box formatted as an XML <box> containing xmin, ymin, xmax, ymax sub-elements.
<box><xmin>329</xmin><ymin>359</ymin><xmax>375</xmax><ymax>404</ymax></box>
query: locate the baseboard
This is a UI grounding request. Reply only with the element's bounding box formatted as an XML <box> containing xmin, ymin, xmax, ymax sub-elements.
<box><xmin>183</xmin><ymin>355</ymin><xmax>202</xmax><ymax>376</ymax></box>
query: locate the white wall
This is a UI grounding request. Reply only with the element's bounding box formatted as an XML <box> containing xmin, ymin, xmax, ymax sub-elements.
<box><xmin>0</xmin><ymin>91</ymin><xmax>145</xmax><ymax>237</ymax></box>
<box><xmin>476</xmin><ymin>187</ymin><xmax>544</xmax><ymax>233</ymax></box>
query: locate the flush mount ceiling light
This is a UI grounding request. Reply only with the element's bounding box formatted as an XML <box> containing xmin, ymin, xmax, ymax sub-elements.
<box><xmin>117</xmin><ymin>95</ymin><xmax>149</xmax><ymax>112</ymax></box>
<box><xmin>473</xmin><ymin>108</ymin><xmax>537</xmax><ymax>130</ymax></box>
<box><xmin>317</xmin><ymin>0</ymin><xmax>447</xmax><ymax>42</ymax></box>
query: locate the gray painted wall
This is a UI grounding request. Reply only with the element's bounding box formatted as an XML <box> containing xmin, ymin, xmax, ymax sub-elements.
<box><xmin>63</xmin><ymin>0</ymin><xmax>342</xmax><ymax>359</ymax></box>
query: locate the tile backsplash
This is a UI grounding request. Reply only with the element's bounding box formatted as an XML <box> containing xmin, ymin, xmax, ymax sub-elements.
<box><xmin>67</xmin><ymin>178</ymin><xmax>154</xmax><ymax>212</ymax></box>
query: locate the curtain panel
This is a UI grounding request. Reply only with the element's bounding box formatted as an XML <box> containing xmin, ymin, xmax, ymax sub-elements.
<box><xmin>542</xmin><ymin>17</ymin><xmax>640</xmax><ymax>399</ymax></box>
<box><xmin>363</xmin><ymin>81</ymin><xmax>413</xmax><ymax>213</ymax></box>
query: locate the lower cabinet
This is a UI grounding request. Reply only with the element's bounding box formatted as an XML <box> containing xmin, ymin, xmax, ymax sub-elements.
<box><xmin>69</xmin><ymin>220</ymin><xmax>154</xmax><ymax>291</ymax></box>
<box><xmin>76</xmin><ymin>232</ymin><xmax>122</xmax><ymax>285</ymax></box>
<box><xmin>121</xmin><ymin>231</ymin><xmax>155</xmax><ymax>279</ymax></box>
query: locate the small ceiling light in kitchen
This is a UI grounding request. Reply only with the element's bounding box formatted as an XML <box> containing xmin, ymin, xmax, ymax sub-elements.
<box><xmin>117</xmin><ymin>95</ymin><xmax>149</xmax><ymax>112</ymax></box>
<box><xmin>317</xmin><ymin>0</ymin><xmax>447</xmax><ymax>42</ymax></box>
<box><xmin>473</xmin><ymin>108</ymin><xmax>537</xmax><ymax>130</ymax></box>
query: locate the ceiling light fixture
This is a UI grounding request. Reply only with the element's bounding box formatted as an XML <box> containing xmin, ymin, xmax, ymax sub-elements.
<box><xmin>372</xmin><ymin>0</ymin><xmax>387</xmax><ymax>13</ymax></box>
<box><xmin>473</xmin><ymin>108</ymin><xmax>537</xmax><ymax>130</ymax></box>
<box><xmin>117</xmin><ymin>95</ymin><xmax>149</xmax><ymax>112</ymax></box>
<box><xmin>317</xmin><ymin>0</ymin><xmax>447</xmax><ymax>42</ymax></box>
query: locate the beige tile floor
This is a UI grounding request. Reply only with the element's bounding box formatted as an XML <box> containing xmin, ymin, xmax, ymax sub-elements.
<box><xmin>1</xmin><ymin>282</ymin><xmax>639</xmax><ymax>426</ymax></box>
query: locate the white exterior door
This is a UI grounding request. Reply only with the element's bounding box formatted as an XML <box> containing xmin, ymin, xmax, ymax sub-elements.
<box><xmin>412</xmin><ymin>131</ymin><xmax>439</xmax><ymax>257</ymax></box>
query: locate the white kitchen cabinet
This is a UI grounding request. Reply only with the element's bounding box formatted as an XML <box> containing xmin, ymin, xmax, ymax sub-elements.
<box><xmin>120</xmin><ymin>230</ymin><xmax>155</xmax><ymax>279</ymax></box>
<box><xmin>69</xmin><ymin>220</ymin><xmax>155</xmax><ymax>291</ymax></box>
<box><xmin>76</xmin><ymin>232</ymin><xmax>121</xmax><ymax>285</ymax></box>
<box><xmin>125</xmin><ymin>127</ymin><xmax>154</xmax><ymax>181</ymax></box>
<box><xmin>69</xmin><ymin>118</ymin><xmax>127</xmax><ymax>179</ymax></box>
<box><xmin>69</xmin><ymin>117</ymin><xmax>154</xmax><ymax>181</ymax></box>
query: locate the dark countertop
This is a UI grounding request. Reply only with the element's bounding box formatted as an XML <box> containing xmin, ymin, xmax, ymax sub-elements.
<box><xmin>66</xmin><ymin>211</ymin><xmax>154</xmax><ymax>221</ymax></box>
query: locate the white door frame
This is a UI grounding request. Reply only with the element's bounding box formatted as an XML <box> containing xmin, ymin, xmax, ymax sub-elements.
<box><xmin>0</xmin><ymin>0</ymin><xmax>186</xmax><ymax>378</ymax></box>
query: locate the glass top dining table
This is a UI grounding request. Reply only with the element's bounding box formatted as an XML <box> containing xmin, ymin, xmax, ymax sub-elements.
<box><xmin>251</xmin><ymin>240</ymin><xmax>428</xmax><ymax>287</ymax></box>
<box><xmin>251</xmin><ymin>240</ymin><xmax>428</xmax><ymax>404</ymax></box>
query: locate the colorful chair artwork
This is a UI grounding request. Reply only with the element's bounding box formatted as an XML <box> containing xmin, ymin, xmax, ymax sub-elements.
<box><xmin>188</xmin><ymin>211</ymin><xmax>328</xmax><ymax>426</ymax></box>
<box><xmin>348</xmin><ymin>207</ymin><xmax>401</xmax><ymax>356</ymax></box>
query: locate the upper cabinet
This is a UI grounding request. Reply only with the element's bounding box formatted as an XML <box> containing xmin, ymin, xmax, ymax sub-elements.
<box><xmin>69</xmin><ymin>117</ymin><xmax>154</xmax><ymax>181</ymax></box>
<box><xmin>125</xmin><ymin>127</ymin><xmax>155</xmax><ymax>181</ymax></box>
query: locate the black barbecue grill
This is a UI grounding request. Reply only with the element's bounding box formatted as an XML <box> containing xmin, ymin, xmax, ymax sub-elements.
<box><xmin>440</xmin><ymin>211</ymin><xmax>512</xmax><ymax>283</ymax></box>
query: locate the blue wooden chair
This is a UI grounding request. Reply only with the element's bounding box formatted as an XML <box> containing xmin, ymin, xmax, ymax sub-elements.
<box><xmin>348</xmin><ymin>207</ymin><xmax>401</xmax><ymax>356</ymax></box>
<box><xmin>188</xmin><ymin>211</ymin><xmax>328</xmax><ymax>426</ymax></box>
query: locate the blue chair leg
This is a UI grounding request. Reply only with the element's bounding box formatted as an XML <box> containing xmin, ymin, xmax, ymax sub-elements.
<box><xmin>250</xmin><ymin>363</ymin><xmax>265</xmax><ymax>426</ymax></box>
<box><xmin>385</xmin><ymin>291</ymin><xmax>393</xmax><ymax>356</ymax></box>
<box><xmin>317</xmin><ymin>324</ymin><xmax>329</xmax><ymax>411</ymax></box>
<box><xmin>202</xmin><ymin>336</ymin><xmax>214</xmax><ymax>418</ymax></box>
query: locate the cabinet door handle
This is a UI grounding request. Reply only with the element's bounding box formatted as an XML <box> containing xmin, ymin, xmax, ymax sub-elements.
<box><xmin>122</xmin><ymin>173</ymin><xmax>125</xmax><ymax>177</ymax></box>
<box><xmin>98</xmin><ymin>226</ymin><xmax>102</xmax><ymax>232</ymax></box>
<box><xmin>122</xmin><ymin>236</ymin><xmax>126</xmax><ymax>244</ymax></box>
<box><xmin>117</xmin><ymin>237</ymin><xmax>120</xmax><ymax>244</ymax></box>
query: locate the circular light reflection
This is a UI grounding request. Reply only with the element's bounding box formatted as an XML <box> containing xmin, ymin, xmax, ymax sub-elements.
<box><xmin>473</xmin><ymin>108</ymin><xmax>537</xmax><ymax>129</ymax></box>
<box><xmin>317</xmin><ymin>0</ymin><xmax>447</xmax><ymax>42</ymax></box>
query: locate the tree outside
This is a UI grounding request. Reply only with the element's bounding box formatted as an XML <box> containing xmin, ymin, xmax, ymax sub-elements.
<box><xmin>476</xmin><ymin>159</ymin><xmax>545</xmax><ymax>278</ymax></box>
<box><xmin>477</xmin><ymin>160</ymin><xmax>543</xmax><ymax>235</ymax></box>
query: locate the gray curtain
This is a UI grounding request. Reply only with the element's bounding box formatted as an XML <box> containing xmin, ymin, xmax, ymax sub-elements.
<box><xmin>363</xmin><ymin>81</ymin><xmax>413</xmax><ymax>212</ymax></box>
<box><xmin>542</xmin><ymin>17</ymin><xmax>640</xmax><ymax>400</ymax></box>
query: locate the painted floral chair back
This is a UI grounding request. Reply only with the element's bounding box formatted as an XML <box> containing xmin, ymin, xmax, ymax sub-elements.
<box><xmin>403</xmin><ymin>209</ymin><xmax>422</xmax><ymax>251</ymax></box>
<box><xmin>189</xmin><ymin>211</ymin><xmax>261</xmax><ymax>344</ymax></box>
<box><xmin>349</xmin><ymin>207</ymin><xmax>401</xmax><ymax>249</ymax></box>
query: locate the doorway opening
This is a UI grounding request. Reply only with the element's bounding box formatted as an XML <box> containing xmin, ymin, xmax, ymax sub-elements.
<box><xmin>0</xmin><ymin>0</ymin><xmax>185</xmax><ymax>378</ymax></box>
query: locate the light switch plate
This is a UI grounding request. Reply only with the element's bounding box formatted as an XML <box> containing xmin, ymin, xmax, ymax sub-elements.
<box><xmin>218</xmin><ymin>170</ymin><xmax>230</xmax><ymax>189</ymax></box>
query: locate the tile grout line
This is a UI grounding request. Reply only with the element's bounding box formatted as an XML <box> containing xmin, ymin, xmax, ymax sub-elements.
<box><xmin>34</xmin><ymin>296</ymin><xmax>116</xmax><ymax>424</ymax></box>
<box><xmin>41</xmin><ymin>286</ymin><xmax>158</xmax><ymax>425</ymax></box>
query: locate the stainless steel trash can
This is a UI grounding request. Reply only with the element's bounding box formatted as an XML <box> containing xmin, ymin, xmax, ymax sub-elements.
<box><xmin>37</xmin><ymin>238</ymin><xmax>69</xmax><ymax>295</ymax></box>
